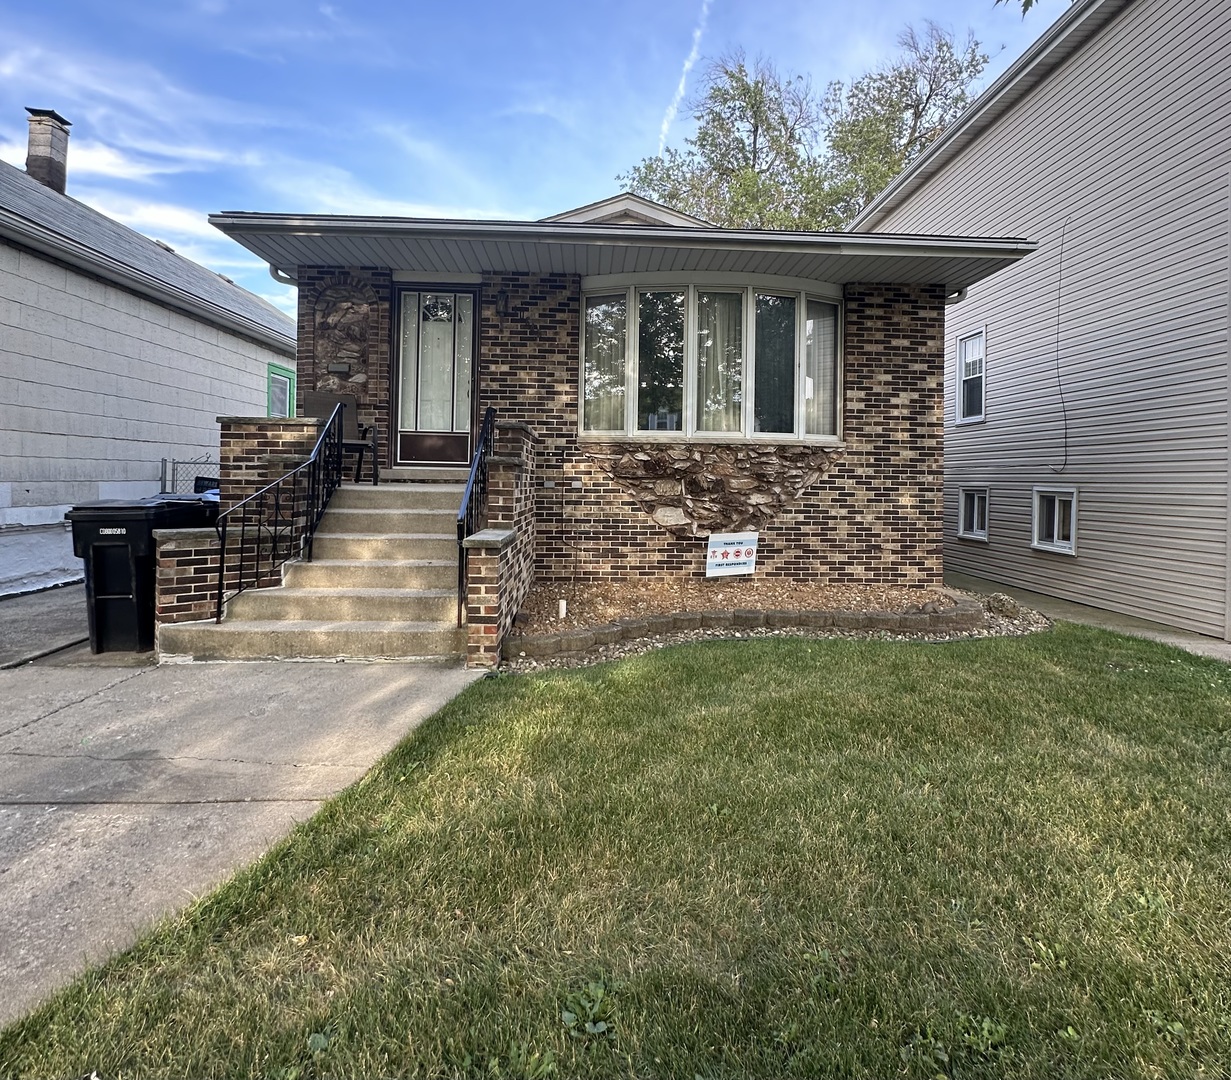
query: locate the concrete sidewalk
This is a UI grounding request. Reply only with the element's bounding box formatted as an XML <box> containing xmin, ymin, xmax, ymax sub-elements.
<box><xmin>0</xmin><ymin>654</ymin><xmax>482</xmax><ymax>1026</ymax></box>
<box><xmin>947</xmin><ymin>571</ymin><xmax>1231</xmax><ymax>663</ymax></box>
<box><xmin>0</xmin><ymin>583</ymin><xmax>88</xmax><ymax>668</ymax></box>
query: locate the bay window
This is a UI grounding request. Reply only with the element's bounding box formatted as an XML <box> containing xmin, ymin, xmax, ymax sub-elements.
<box><xmin>582</xmin><ymin>282</ymin><xmax>840</xmax><ymax>441</ymax></box>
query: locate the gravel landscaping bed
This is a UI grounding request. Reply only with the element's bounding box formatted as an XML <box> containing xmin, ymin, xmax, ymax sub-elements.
<box><xmin>503</xmin><ymin>583</ymin><xmax>1051</xmax><ymax>672</ymax></box>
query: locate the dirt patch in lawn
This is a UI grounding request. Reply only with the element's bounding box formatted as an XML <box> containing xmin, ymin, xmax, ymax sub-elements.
<box><xmin>516</xmin><ymin>578</ymin><xmax>952</xmax><ymax>634</ymax></box>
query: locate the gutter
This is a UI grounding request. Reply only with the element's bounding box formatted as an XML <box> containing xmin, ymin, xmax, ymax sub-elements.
<box><xmin>0</xmin><ymin>208</ymin><xmax>295</xmax><ymax>355</ymax></box>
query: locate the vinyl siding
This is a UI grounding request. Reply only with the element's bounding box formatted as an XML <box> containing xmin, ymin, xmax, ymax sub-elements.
<box><xmin>873</xmin><ymin>0</ymin><xmax>1231</xmax><ymax>637</ymax></box>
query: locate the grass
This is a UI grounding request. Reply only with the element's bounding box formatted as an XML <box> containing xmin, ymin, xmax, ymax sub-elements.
<box><xmin>4</xmin><ymin>623</ymin><xmax>1231</xmax><ymax>1078</ymax></box>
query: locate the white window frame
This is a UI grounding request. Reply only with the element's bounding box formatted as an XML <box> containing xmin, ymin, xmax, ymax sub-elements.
<box><xmin>956</xmin><ymin>328</ymin><xmax>985</xmax><ymax>425</ymax></box>
<box><xmin>958</xmin><ymin>487</ymin><xmax>989</xmax><ymax>541</ymax></box>
<box><xmin>1032</xmin><ymin>486</ymin><xmax>1077</xmax><ymax>554</ymax></box>
<box><xmin>579</xmin><ymin>273</ymin><xmax>843</xmax><ymax>445</ymax></box>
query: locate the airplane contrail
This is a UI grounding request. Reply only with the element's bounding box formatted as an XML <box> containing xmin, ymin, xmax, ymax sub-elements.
<box><xmin>658</xmin><ymin>0</ymin><xmax>712</xmax><ymax>155</ymax></box>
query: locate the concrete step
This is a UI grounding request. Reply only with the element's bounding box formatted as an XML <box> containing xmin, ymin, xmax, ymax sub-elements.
<box><xmin>228</xmin><ymin>586</ymin><xmax>456</xmax><ymax>622</ymax></box>
<box><xmin>383</xmin><ymin>467</ymin><xmax>469</xmax><ymax>483</ymax></box>
<box><xmin>287</xmin><ymin>558</ymin><xmax>457</xmax><ymax>590</ymax></box>
<box><xmin>159</xmin><ymin>620</ymin><xmax>464</xmax><ymax>661</ymax></box>
<box><xmin>331</xmin><ymin>483</ymin><xmax>464</xmax><ymax>511</ymax></box>
<box><xmin>311</xmin><ymin>532</ymin><xmax>458</xmax><ymax>561</ymax></box>
<box><xmin>322</xmin><ymin>506</ymin><xmax>457</xmax><ymax>533</ymax></box>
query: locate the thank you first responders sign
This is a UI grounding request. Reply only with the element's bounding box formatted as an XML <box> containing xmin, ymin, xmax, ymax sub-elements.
<box><xmin>706</xmin><ymin>532</ymin><xmax>758</xmax><ymax>577</ymax></box>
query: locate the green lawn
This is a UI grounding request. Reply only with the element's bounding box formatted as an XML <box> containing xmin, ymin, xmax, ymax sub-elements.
<box><xmin>4</xmin><ymin>624</ymin><xmax>1231</xmax><ymax>1079</ymax></box>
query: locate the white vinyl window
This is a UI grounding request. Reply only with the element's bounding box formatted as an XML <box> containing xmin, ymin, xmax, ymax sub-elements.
<box><xmin>581</xmin><ymin>283</ymin><xmax>840</xmax><ymax>441</ymax></box>
<box><xmin>957</xmin><ymin>329</ymin><xmax>985</xmax><ymax>423</ymax></box>
<box><xmin>958</xmin><ymin>488</ymin><xmax>989</xmax><ymax>540</ymax></box>
<box><xmin>1033</xmin><ymin>487</ymin><xmax>1077</xmax><ymax>554</ymax></box>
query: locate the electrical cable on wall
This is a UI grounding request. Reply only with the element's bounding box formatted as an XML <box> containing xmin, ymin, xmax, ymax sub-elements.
<box><xmin>1048</xmin><ymin>214</ymin><xmax>1073</xmax><ymax>474</ymax></box>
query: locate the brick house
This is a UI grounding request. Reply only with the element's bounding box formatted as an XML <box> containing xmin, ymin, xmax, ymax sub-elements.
<box><xmin>167</xmin><ymin>194</ymin><xmax>1029</xmax><ymax>665</ymax></box>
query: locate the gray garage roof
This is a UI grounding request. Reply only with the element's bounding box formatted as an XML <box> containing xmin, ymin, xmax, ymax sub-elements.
<box><xmin>209</xmin><ymin>211</ymin><xmax>1035</xmax><ymax>294</ymax></box>
<box><xmin>0</xmin><ymin>159</ymin><xmax>294</xmax><ymax>353</ymax></box>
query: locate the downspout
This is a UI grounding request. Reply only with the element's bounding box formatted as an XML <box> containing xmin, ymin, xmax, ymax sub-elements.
<box><xmin>269</xmin><ymin>265</ymin><xmax>297</xmax><ymax>287</ymax></box>
<box><xmin>945</xmin><ymin>287</ymin><xmax>967</xmax><ymax>305</ymax></box>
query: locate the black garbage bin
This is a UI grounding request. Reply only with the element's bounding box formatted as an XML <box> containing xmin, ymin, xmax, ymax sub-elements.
<box><xmin>66</xmin><ymin>495</ymin><xmax>219</xmax><ymax>652</ymax></box>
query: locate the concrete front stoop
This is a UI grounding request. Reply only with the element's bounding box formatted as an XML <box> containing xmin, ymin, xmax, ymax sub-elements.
<box><xmin>158</xmin><ymin>482</ymin><xmax>466</xmax><ymax>661</ymax></box>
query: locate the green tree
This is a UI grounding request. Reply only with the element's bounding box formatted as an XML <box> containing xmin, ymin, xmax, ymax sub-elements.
<box><xmin>619</xmin><ymin>52</ymin><xmax>830</xmax><ymax>230</ymax></box>
<box><xmin>620</xmin><ymin>24</ymin><xmax>987</xmax><ymax>230</ymax></box>
<box><xmin>822</xmin><ymin>23</ymin><xmax>988</xmax><ymax>224</ymax></box>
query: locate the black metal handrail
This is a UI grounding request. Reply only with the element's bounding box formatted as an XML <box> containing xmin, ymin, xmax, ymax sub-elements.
<box><xmin>456</xmin><ymin>406</ymin><xmax>496</xmax><ymax>625</ymax></box>
<box><xmin>214</xmin><ymin>404</ymin><xmax>345</xmax><ymax>622</ymax></box>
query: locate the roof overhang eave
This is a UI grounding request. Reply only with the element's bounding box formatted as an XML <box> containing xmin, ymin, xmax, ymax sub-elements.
<box><xmin>209</xmin><ymin>213</ymin><xmax>1036</xmax><ymax>292</ymax></box>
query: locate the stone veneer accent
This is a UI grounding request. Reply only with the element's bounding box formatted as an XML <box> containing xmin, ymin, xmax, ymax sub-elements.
<box><xmin>584</xmin><ymin>442</ymin><xmax>847</xmax><ymax>536</ymax></box>
<box><xmin>311</xmin><ymin>277</ymin><xmax>378</xmax><ymax>397</ymax></box>
<box><xmin>296</xmin><ymin>268</ymin><xmax>393</xmax><ymax>467</ymax></box>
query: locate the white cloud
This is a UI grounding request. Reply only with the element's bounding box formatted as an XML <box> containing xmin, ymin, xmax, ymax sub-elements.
<box><xmin>257</xmin><ymin>156</ymin><xmax>519</xmax><ymax>221</ymax></box>
<box><xmin>73</xmin><ymin>189</ymin><xmax>222</xmax><ymax>241</ymax></box>
<box><xmin>658</xmin><ymin>0</ymin><xmax>712</xmax><ymax>155</ymax></box>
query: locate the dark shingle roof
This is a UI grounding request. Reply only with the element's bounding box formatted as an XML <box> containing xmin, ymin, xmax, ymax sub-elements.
<box><xmin>0</xmin><ymin>159</ymin><xmax>293</xmax><ymax>353</ymax></box>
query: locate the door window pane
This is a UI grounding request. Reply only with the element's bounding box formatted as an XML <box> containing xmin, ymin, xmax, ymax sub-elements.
<box><xmin>453</xmin><ymin>294</ymin><xmax>473</xmax><ymax>433</ymax></box>
<box><xmin>637</xmin><ymin>290</ymin><xmax>685</xmax><ymax>431</ymax></box>
<box><xmin>398</xmin><ymin>294</ymin><xmax>420</xmax><ymax>427</ymax></box>
<box><xmin>754</xmin><ymin>293</ymin><xmax>796</xmax><ymax>434</ymax></box>
<box><xmin>696</xmin><ymin>291</ymin><xmax>743</xmax><ymax>432</ymax></box>
<box><xmin>583</xmin><ymin>294</ymin><xmax>627</xmax><ymax>431</ymax></box>
<box><xmin>418</xmin><ymin>293</ymin><xmax>454</xmax><ymax>432</ymax></box>
<box><xmin>804</xmin><ymin>298</ymin><xmax>837</xmax><ymax>436</ymax></box>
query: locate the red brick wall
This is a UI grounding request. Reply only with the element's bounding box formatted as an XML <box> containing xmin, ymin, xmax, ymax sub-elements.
<box><xmin>463</xmin><ymin>422</ymin><xmax>539</xmax><ymax>667</ymax></box>
<box><xmin>154</xmin><ymin>528</ymin><xmax>224</xmax><ymax>624</ymax></box>
<box><xmin>475</xmin><ymin>273</ymin><xmax>945</xmax><ymax>588</ymax></box>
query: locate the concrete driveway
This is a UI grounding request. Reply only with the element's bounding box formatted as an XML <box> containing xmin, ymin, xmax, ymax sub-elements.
<box><xmin>0</xmin><ymin>652</ymin><xmax>481</xmax><ymax>1027</ymax></box>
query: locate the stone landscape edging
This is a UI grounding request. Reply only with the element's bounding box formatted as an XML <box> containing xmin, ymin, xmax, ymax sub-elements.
<box><xmin>503</xmin><ymin>595</ymin><xmax>986</xmax><ymax>661</ymax></box>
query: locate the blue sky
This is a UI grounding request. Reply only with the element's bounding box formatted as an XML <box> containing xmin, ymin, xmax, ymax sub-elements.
<box><xmin>0</xmin><ymin>0</ymin><xmax>1065</xmax><ymax>315</ymax></box>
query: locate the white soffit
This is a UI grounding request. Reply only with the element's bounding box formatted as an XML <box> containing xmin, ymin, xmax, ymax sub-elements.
<box><xmin>210</xmin><ymin>214</ymin><xmax>1036</xmax><ymax>293</ymax></box>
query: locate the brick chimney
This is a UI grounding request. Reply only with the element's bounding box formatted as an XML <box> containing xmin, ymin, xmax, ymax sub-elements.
<box><xmin>25</xmin><ymin>108</ymin><xmax>72</xmax><ymax>193</ymax></box>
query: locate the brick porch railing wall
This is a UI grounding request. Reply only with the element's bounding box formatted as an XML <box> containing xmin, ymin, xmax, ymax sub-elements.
<box><xmin>154</xmin><ymin>416</ymin><xmax>322</xmax><ymax>627</ymax></box>
<box><xmin>462</xmin><ymin>422</ymin><xmax>539</xmax><ymax>667</ymax></box>
<box><xmin>476</xmin><ymin>273</ymin><xmax>946</xmax><ymax>588</ymax></box>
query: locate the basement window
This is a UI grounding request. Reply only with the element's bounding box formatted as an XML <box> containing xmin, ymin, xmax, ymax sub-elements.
<box><xmin>1032</xmin><ymin>487</ymin><xmax>1076</xmax><ymax>554</ymax></box>
<box><xmin>958</xmin><ymin>487</ymin><xmax>989</xmax><ymax>541</ymax></box>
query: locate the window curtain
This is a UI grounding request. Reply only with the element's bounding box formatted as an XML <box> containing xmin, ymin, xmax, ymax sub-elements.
<box><xmin>583</xmin><ymin>294</ymin><xmax>627</xmax><ymax>431</ymax></box>
<box><xmin>696</xmin><ymin>291</ymin><xmax>743</xmax><ymax>432</ymax></box>
<box><xmin>418</xmin><ymin>293</ymin><xmax>455</xmax><ymax>432</ymax></box>
<box><xmin>804</xmin><ymin>298</ymin><xmax>837</xmax><ymax>436</ymax></box>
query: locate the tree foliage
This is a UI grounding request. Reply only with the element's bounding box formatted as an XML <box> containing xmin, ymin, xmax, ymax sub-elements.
<box><xmin>619</xmin><ymin>24</ymin><xmax>988</xmax><ymax>230</ymax></box>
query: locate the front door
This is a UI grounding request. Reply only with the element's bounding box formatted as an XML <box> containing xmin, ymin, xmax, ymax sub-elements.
<box><xmin>396</xmin><ymin>289</ymin><xmax>475</xmax><ymax>464</ymax></box>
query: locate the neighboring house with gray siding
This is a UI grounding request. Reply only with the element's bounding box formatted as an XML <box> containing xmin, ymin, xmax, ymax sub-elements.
<box><xmin>851</xmin><ymin>0</ymin><xmax>1231</xmax><ymax>639</ymax></box>
<box><xmin>0</xmin><ymin>110</ymin><xmax>296</xmax><ymax>596</ymax></box>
